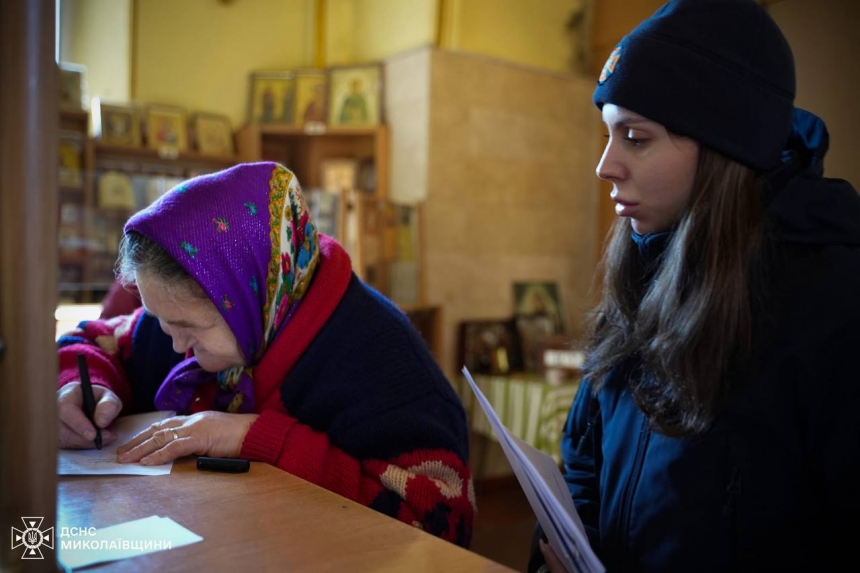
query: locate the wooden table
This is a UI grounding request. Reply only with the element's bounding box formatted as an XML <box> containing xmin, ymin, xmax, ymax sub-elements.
<box><xmin>58</xmin><ymin>458</ymin><xmax>515</xmax><ymax>572</ymax></box>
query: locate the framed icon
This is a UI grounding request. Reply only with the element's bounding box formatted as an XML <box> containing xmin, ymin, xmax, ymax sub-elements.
<box><xmin>512</xmin><ymin>281</ymin><xmax>565</xmax><ymax>334</ymax></box>
<box><xmin>58</xmin><ymin>131</ymin><xmax>85</xmax><ymax>188</ymax></box>
<box><xmin>91</xmin><ymin>98</ymin><xmax>142</xmax><ymax>147</ymax></box>
<box><xmin>327</xmin><ymin>64</ymin><xmax>382</xmax><ymax>127</ymax></box>
<box><xmin>97</xmin><ymin>171</ymin><xmax>135</xmax><ymax>211</ymax></box>
<box><xmin>294</xmin><ymin>69</ymin><xmax>328</xmax><ymax>126</ymax></box>
<box><xmin>145</xmin><ymin>105</ymin><xmax>189</xmax><ymax>153</ymax></box>
<box><xmin>247</xmin><ymin>71</ymin><xmax>296</xmax><ymax>124</ymax></box>
<box><xmin>191</xmin><ymin>113</ymin><xmax>234</xmax><ymax>157</ymax></box>
<box><xmin>58</xmin><ymin>62</ymin><xmax>88</xmax><ymax>111</ymax></box>
<box><xmin>457</xmin><ymin>318</ymin><xmax>524</xmax><ymax>375</ymax></box>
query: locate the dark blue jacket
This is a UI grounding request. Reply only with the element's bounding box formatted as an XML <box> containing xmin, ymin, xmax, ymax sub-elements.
<box><xmin>550</xmin><ymin>111</ymin><xmax>860</xmax><ymax>572</ymax></box>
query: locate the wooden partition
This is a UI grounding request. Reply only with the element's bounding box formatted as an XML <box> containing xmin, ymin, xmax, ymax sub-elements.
<box><xmin>0</xmin><ymin>0</ymin><xmax>60</xmax><ymax>570</ymax></box>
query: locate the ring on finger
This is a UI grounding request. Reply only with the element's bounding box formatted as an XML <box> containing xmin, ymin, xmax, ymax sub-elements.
<box><xmin>171</xmin><ymin>429</ymin><xmax>179</xmax><ymax>442</ymax></box>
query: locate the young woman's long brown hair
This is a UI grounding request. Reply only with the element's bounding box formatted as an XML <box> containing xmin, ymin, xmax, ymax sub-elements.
<box><xmin>586</xmin><ymin>146</ymin><xmax>766</xmax><ymax>437</ymax></box>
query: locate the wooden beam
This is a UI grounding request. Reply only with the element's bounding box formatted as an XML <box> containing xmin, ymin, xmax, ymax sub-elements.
<box><xmin>0</xmin><ymin>0</ymin><xmax>60</xmax><ymax>570</ymax></box>
<box><xmin>315</xmin><ymin>0</ymin><xmax>327</xmax><ymax>68</ymax></box>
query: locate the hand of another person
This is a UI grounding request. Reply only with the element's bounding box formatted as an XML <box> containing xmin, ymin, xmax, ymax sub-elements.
<box><xmin>57</xmin><ymin>383</ymin><xmax>122</xmax><ymax>449</ymax></box>
<box><xmin>116</xmin><ymin>411</ymin><xmax>259</xmax><ymax>465</ymax></box>
<box><xmin>539</xmin><ymin>539</ymin><xmax>571</xmax><ymax>573</ymax></box>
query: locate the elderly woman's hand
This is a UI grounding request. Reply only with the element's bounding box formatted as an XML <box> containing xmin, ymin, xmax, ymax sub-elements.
<box><xmin>116</xmin><ymin>411</ymin><xmax>259</xmax><ymax>465</ymax></box>
<box><xmin>58</xmin><ymin>383</ymin><xmax>122</xmax><ymax>449</ymax></box>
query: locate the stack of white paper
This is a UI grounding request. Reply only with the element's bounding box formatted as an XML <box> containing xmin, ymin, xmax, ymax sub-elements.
<box><xmin>463</xmin><ymin>367</ymin><xmax>604</xmax><ymax>573</ymax></box>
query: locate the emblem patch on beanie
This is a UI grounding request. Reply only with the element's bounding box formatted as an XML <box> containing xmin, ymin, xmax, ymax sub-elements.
<box><xmin>599</xmin><ymin>45</ymin><xmax>622</xmax><ymax>84</ymax></box>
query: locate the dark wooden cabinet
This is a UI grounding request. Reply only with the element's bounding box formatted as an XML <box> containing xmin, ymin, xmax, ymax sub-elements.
<box><xmin>235</xmin><ymin>124</ymin><xmax>419</xmax><ymax>303</ymax></box>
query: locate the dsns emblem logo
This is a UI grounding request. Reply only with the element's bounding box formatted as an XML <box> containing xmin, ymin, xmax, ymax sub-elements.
<box><xmin>11</xmin><ymin>517</ymin><xmax>54</xmax><ymax>559</ymax></box>
<box><xmin>599</xmin><ymin>45</ymin><xmax>622</xmax><ymax>84</ymax></box>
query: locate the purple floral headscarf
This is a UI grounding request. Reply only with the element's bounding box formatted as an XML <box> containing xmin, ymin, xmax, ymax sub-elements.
<box><xmin>124</xmin><ymin>162</ymin><xmax>320</xmax><ymax>413</ymax></box>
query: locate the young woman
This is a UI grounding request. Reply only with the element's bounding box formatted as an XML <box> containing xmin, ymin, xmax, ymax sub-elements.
<box><xmin>57</xmin><ymin>162</ymin><xmax>475</xmax><ymax>547</ymax></box>
<box><xmin>531</xmin><ymin>0</ymin><xmax>860</xmax><ymax>571</ymax></box>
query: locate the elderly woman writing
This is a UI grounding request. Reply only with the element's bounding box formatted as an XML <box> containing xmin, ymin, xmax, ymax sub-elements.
<box><xmin>56</xmin><ymin>162</ymin><xmax>474</xmax><ymax>547</ymax></box>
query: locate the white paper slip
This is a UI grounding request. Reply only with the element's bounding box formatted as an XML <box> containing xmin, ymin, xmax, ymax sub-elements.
<box><xmin>462</xmin><ymin>366</ymin><xmax>605</xmax><ymax>573</ymax></box>
<box><xmin>58</xmin><ymin>410</ymin><xmax>176</xmax><ymax>475</ymax></box>
<box><xmin>58</xmin><ymin>515</ymin><xmax>203</xmax><ymax>570</ymax></box>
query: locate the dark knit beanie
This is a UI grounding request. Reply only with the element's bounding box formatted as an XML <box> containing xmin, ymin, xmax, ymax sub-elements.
<box><xmin>593</xmin><ymin>0</ymin><xmax>795</xmax><ymax>172</ymax></box>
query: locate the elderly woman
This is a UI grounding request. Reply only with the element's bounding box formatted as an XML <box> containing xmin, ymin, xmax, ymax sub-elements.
<box><xmin>57</xmin><ymin>162</ymin><xmax>474</xmax><ymax>547</ymax></box>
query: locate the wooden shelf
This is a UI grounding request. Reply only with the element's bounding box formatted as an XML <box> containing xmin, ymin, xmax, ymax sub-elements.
<box><xmin>59</xmin><ymin>251</ymin><xmax>86</xmax><ymax>265</ymax></box>
<box><xmin>60</xmin><ymin>109</ymin><xmax>88</xmax><ymax>121</ymax></box>
<box><xmin>232</xmin><ymin>121</ymin><xmax>416</xmax><ymax>305</ymax></box>
<box><xmin>240</xmin><ymin>123</ymin><xmax>382</xmax><ymax>137</ymax></box>
<box><xmin>60</xmin><ymin>109</ymin><xmax>89</xmax><ymax>132</ymax></box>
<box><xmin>94</xmin><ymin>142</ymin><xmax>237</xmax><ymax>171</ymax></box>
<box><xmin>94</xmin><ymin>206</ymin><xmax>135</xmax><ymax>218</ymax></box>
<box><xmin>235</xmin><ymin>122</ymin><xmax>389</xmax><ymax>198</ymax></box>
<box><xmin>58</xmin><ymin>110</ymin><xmax>243</xmax><ymax>303</ymax></box>
<box><xmin>58</xmin><ymin>282</ymin><xmax>115</xmax><ymax>292</ymax></box>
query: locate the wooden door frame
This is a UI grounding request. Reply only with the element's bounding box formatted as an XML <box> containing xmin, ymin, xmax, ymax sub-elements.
<box><xmin>0</xmin><ymin>0</ymin><xmax>60</xmax><ymax>570</ymax></box>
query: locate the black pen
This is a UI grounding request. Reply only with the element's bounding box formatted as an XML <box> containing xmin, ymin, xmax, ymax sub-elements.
<box><xmin>76</xmin><ymin>354</ymin><xmax>102</xmax><ymax>450</ymax></box>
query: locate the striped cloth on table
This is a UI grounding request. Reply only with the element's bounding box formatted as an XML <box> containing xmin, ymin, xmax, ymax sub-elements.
<box><xmin>456</xmin><ymin>374</ymin><xmax>581</xmax><ymax>463</ymax></box>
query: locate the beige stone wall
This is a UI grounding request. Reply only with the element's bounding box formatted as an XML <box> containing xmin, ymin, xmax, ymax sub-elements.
<box><xmin>418</xmin><ymin>48</ymin><xmax>600</xmax><ymax>379</ymax></box>
<box><xmin>385</xmin><ymin>47</ymin><xmax>432</xmax><ymax>206</ymax></box>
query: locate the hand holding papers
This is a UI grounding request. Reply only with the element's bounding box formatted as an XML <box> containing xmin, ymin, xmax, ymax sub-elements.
<box><xmin>58</xmin><ymin>411</ymin><xmax>176</xmax><ymax>475</ymax></box>
<box><xmin>462</xmin><ymin>367</ymin><xmax>604</xmax><ymax>573</ymax></box>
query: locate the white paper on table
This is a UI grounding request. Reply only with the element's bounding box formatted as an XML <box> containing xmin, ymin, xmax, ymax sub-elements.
<box><xmin>58</xmin><ymin>411</ymin><xmax>176</xmax><ymax>475</ymax></box>
<box><xmin>462</xmin><ymin>367</ymin><xmax>604</xmax><ymax>573</ymax></box>
<box><xmin>58</xmin><ymin>515</ymin><xmax>203</xmax><ymax>569</ymax></box>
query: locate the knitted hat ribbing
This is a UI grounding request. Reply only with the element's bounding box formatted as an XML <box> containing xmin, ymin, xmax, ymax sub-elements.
<box><xmin>593</xmin><ymin>0</ymin><xmax>795</xmax><ymax>172</ymax></box>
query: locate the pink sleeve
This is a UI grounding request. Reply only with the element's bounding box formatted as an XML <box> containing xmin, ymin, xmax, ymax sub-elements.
<box><xmin>99</xmin><ymin>281</ymin><xmax>142</xmax><ymax>319</ymax></box>
<box><xmin>57</xmin><ymin>308</ymin><xmax>146</xmax><ymax>407</ymax></box>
